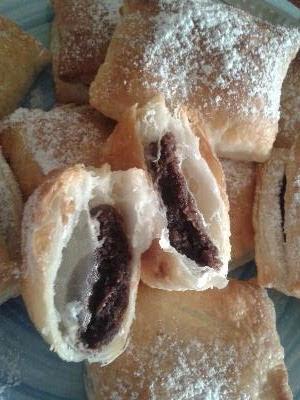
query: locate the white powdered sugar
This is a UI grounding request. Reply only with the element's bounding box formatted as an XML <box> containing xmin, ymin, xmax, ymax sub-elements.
<box><xmin>0</xmin><ymin>106</ymin><xmax>113</xmax><ymax>175</ymax></box>
<box><xmin>121</xmin><ymin>0</ymin><xmax>300</xmax><ymax>120</ymax></box>
<box><xmin>221</xmin><ymin>159</ymin><xmax>255</xmax><ymax>199</ymax></box>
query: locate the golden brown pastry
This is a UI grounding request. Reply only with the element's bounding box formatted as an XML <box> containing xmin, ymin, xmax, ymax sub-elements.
<box><xmin>22</xmin><ymin>164</ymin><xmax>159</xmax><ymax>363</ymax></box>
<box><xmin>0</xmin><ymin>149</ymin><xmax>23</xmax><ymax>304</ymax></box>
<box><xmin>85</xmin><ymin>281</ymin><xmax>291</xmax><ymax>400</ymax></box>
<box><xmin>254</xmin><ymin>136</ymin><xmax>300</xmax><ymax>297</ymax></box>
<box><xmin>0</xmin><ymin>105</ymin><xmax>115</xmax><ymax>198</ymax></box>
<box><xmin>90</xmin><ymin>0</ymin><xmax>300</xmax><ymax>162</ymax></box>
<box><xmin>221</xmin><ymin>159</ymin><xmax>256</xmax><ymax>269</ymax></box>
<box><xmin>275</xmin><ymin>52</ymin><xmax>300</xmax><ymax>149</ymax></box>
<box><xmin>101</xmin><ymin>96</ymin><xmax>230</xmax><ymax>291</ymax></box>
<box><xmin>0</xmin><ymin>15</ymin><xmax>50</xmax><ymax>119</ymax></box>
<box><xmin>51</xmin><ymin>0</ymin><xmax>122</xmax><ymax>104</ymax></box>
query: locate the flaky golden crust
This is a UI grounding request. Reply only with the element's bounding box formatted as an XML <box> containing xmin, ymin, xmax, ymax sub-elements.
<box><xmin>90</xmin><ymin>0</ymin><xmax>300</xmax><ymax>162</ymax></box>
<box><xmin>22</xmin><ymin>164</ymin><xmax>159</xmax><ymax>363</ymax></box>
<box><xmin>254</xmin><ymin>140</ymin><xmax>300</xmax><ymax>297</ymax></box>
<box><xmin>86</xmin><ymin>281</ymin><xmax>291</xmax><ymax>400</ymax></box>
<box><xmin>221</xmin><ymin>159</ymin><xmax>256</xmax><ymax>269</ymax></box>
<box><xmin>0</xmin><ymin>105</ymin><xmax>115</xmax><ymax>198</ymax></box>
<box><xmin>51</xmin><ymin>22</ymin><xmax>89</xmax><ymax>104</ymax></box>
<box><xmin>51</xmin><ymin>0</ymin><xmax>121</xmax><ymax>103</ymax></box>
<box><xmin>101</xmin><ymin>97</ymin><xmax>230</xmax><ymax>290</ymax></box>
<box><xmin>0</xmin><ymin>16</ymin><xmax>50</xmax><ymax>119</ymax></box>
<box><xmin>0</xmin><ymin>150</ymin><xmax>23</xmax><ymax>304</ymax></box>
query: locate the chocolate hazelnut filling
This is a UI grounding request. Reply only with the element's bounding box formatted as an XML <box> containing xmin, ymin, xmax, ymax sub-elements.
<box><xmin>280</xmin><ymin>175</ymin><xmax>287</xmax><ymax>242</ymax></box>
<box><xmin>79</xmin><ymin>205</ymin><xmax>131</xmax><ymax>349</ymax></box>
<box><xmin>146</xmin><ymin>132</ymin><xmax>221</xmax><ymax>270</ymax></box>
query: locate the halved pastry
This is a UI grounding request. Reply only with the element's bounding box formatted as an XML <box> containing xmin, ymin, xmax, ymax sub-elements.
<box><xmin>0</xmin><ymin>149</ymin><xmax>23</xmax><ymax>304</ymax></box>
<box><xmin>0</xmin><ymin>15</ymin><xmax>50</xmax><ymax>119</ymax></box>
<box><xmin>90</xmin><ymin>0</ymin><xmax>300</xmax><ymax>162</ymax></box>
<box><xmin>51</xmin><ymin>0</ymin><xmax>122</xmax><ymax>104</ymax></box>
<box><xmin>0</xmin><ymin>105</ymin><xmax>115</xmax><ymax>198</ymax></box>
<box><xmin>275</xmin><ymin>52</ymin><xmax>300</xmax><ymax>149</ymax></box>
<box><xmin>221</xmin><ymin>159</ymin><xmax>256</xmax><ymax>269</ymax></box>
<box><xmin>85</xmin><ymin>281</ymin><xmax>291</xmax><ymax>400</ymax></box>
<box><xmin>254</xmin><ymin>137</ymin><xmax>300</xmax><ymax>297</ymax></box>
<box><xmin>22</xmin><ymin>164</ymin><xmax>159</xmax><ymax>363</ymax></box>
<box><xmin>101</xmin><ymin>97</ymin><xmax>230</xmax><ymax>291</ymax></box>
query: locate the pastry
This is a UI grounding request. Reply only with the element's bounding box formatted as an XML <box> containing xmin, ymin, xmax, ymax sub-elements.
<box><xmin>51</xmin><ymin>0</ymin><xmax>122</xmax><ymax>104</ymax></box>
<box><xmin>0</xmin><ymin>105</ymin><xmax>115</xmax><ymax>198</ymax></box>
<box><xmin>254</xmin><ymin>136</ymin><xmax>300</xmax><ymax>297</ymax></box>
<box><xmin>101</xmin><ymin>96</ymin><xmax>231</xmax><ymax>291</ymax></box>
<box><xmin>22</xmin><ymin>164</ymin><xmax>159</xmax><ymax>363</ymax></box>
<box><xmin>275</xmin><ymin>52</ymin><xmax>300</xmax><ymax>149</ymax></box>
<box><xmin>0</xmin><ymin>149</ymin><xmax>23</xmax><ymax>304</ymax></box>
<box><xmin>221</xmin><ymin>159</ymin><xmax>256</xmax><ymax>269</ymax></box>
<box><xmin>90</xmin><ymin>0</ymin><xmax>300</xmax><ymax>162</ymax></box>
<box><xmin>0</xmin><ymin>15</ymin><xmax>50</xmax><ymax>119</ymax></box>
<box><xmin>85</xmin><ymin>281</ymin><xmax>291</xmax><ymax>400</ymax></box>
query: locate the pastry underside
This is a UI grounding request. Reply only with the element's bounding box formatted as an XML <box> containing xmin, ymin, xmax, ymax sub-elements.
<box><xmin>100</xmin><ymin>96</ymin><xmax>231</xmax><ymax>291</ymax></box>
<box><xmin>21</xmin><ymin>165</ymin><xmax>159</xmax><ymax>364</ymax></box>
<box><xmin>254</xmin><ymin>139</ymin><xmax>300</xmax><ymax>297</ymax></box>
<box><xmin>85</xmin><ymin>280</ymin><xmax>292</xmax><ymax>400</ymax></box>
<box><xmin>0</xmin><ymin>105</ymin><xmax>115</xmax><ymax>199</ymax></box>
<box><xmin>0</xmin><ymin>150</ymin><xmax>23</xmax><ymax>304</ymax></box>
<box><xmin>0</xmin><ymin>15</ymin><xmax>50</xmax><ymax>119</ymax></box>
<box><xmin>90</xmin><ymin>0</ymin><xmax>300</xmax><ymax>162</ymax></box>
<box><xmin>51</xmin><ymin>0</ymin><xmax>121</xmax><ymax>104</ymax></box>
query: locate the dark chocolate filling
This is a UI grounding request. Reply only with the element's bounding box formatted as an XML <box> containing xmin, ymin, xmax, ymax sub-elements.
<box><xmin>280</xmin><ymin>175</ymin><xmax>287</xmax><ymax>243</ymax></box>
<box><xmin>146</xmin><ymin>132</ymin><xmax>221</xmax><ymax>270</ymax></box>
<box><xmin>79</xmin><ymin>205</ymin><xmax>131</xmax><ymax>349</ymax></box>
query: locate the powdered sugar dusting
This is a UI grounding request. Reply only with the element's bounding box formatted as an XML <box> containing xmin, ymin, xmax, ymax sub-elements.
<box><xmin>277</xmin><ymin>54</ymin><xmax>300</xmax><ymax>148</ymax></box>
<box><xmin>0</xmin><ymin>106</ymin><xmax>114</xmax><ymax>175</ymax></box>
<box><xmin>55</xmin><ymin>0</ymin><xmax>122</xmax><ymax>82</ymax></box>
<box><xmin>221</xmin><ymin>158</ymin><xmax>255</xmax><ymax>200</ymax></box>
<box><xmin>118</xmin><ymin>0</ymin><xmax>300</xmax><ymax>120</ymax></box>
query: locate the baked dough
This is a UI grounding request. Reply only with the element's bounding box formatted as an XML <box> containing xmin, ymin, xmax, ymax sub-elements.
<box><xmin>101</xmin><ymin>96</ymin><xmax>230</xmax><ymax>290</ymax></box>
<box><xmin>22</xmin><ymin>164</ymin><xmax>159</xmax><ymax>363</ymax></box>
<box><xmin>275</xmin><ymin>52</ymin><xmax>300</xmax><ymax>149</ymax></box>
<box><xmin>0</xmin><ymin>15</ymin><xmax>50</xmax><ymax>119</ymax></box>
<box><xmin>90</xmin><ymin>0</ymin><xmax>300</xmax><ymax>162</ymax></box>
<box><xmin>0</xmin><ymin>105</ymin><xmax>115</xmax><ymax>198</ymax></box>
<box><xmin>0</xmin><ymin>149</ymin><xmax>23</xmax><ymax>304</ymax></box>
<box><xmin>254</xmin><ymin>138</ymin><xmax>300</xmax><ymax>297</ymax></box>
<box><xmin>51</xmin><ymin>0</ymin><xmax>122</xmax><ymax>104</ymax></box>
<box><xmin>85</xmin><ymin>281</ymin><xmax>291</xmax><ymax>400</ymax></box>
<box><xmin>221</xmin><ymin>159</ymin><xmax>256</xmax><ymax>269</ymax></box>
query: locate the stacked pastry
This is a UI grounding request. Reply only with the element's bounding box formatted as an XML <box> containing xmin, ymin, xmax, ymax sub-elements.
<box><xmin>0</xmin><ymin>0</ymin><xmax>300</xmax><ymax>399</ymax></box>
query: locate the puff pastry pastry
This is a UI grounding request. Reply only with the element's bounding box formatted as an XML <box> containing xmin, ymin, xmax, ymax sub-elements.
<box><xmin>22</xmin><ymin>164</ymin><xmax>158</xmax><ymax>363</ymax></box>
<box><xmin>275</xmin><ymin>52</ymin><xmax>300</xmax><ymax>149</ymax></box>
<box><xmin>51</xmin><ymin>0</ymin><xmax>121</xmax><ymax>104</ymax></box>
<box><xmin>254</xmin><ymin>137</ymin><xmax>300</xmax><ymax>297</ymax></box>
<box><xmin>86</xmin><ymin>281</ymin><xmax>291</xmax><ymax>400</ymax></box>
<box><xmin>90</xmin><ymin>0</ymin><xmax>300</xmax><ymax>162</ymax></box>
<box><xmin>0</xmin><ymin>16</ymin><xmax>50</xmax><ymax>119</ymax></box>
<box><xmin>0</xmin><ymin>149</ymin><xmax>23</xmax><ymax>304</ymax></box>
<box><xmin>101</xmin><ymin>96</ymin><xmax>230</xmax><ymax>290</ymax></box>
<box><xmin>221</xmin><ymin>159</ymin><xmax>256</xmax><ymax>269</ymax></box>
<box><xmin>0</xmin><ymin>105</ymin><xmax>115</xmax><ymax>198</ymax></box>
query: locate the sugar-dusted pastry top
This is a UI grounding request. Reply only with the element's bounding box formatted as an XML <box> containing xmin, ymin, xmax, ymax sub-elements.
<box><xmin>276</xmin><ymin>53</ymin><xmax>300</xmax><ymax>148</ymax></box>
<box><xmin>221</xmin><ymin>159</ymin><xmax>256</xmax><ymax>267</ymax></box>
<box><xmin>52</xmin><ymin>0</ymin><xmax>122</xmax><ymax>84</ymax></box>
<box><xmin>0</xmin><ymin>16</ymin><xmax>50</xmax><ymax>119</ymax></box>
<box><xmin>0</xmin><ymin>105</ymin><xmax>114</xmax><ymax>175</ymax></box>
<box><xmin>86</xmin><ymin>281</ymin><xmax>291</xmax><ymax>400</ymax></box>
<box><xmin>90</xmin><ymin>0</ymin><xmax>300</xmax><ymax>161</ymax></box>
